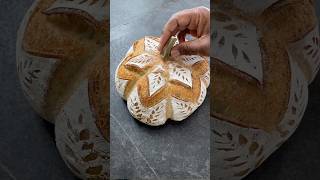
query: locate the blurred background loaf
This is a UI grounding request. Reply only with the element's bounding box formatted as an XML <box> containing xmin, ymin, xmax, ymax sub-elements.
<box><xmin>16</xmin><ymin>0</ymin><xmax>109</xmax><ymax>179</ymax></box>
<box><xmin>211</xmin><ymin>0</ymin><xmax>319</xmax><ymax>179</ymax></box>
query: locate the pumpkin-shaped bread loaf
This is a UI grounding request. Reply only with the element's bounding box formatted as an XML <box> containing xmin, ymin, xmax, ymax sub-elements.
<box><xmin>115</xmin><ymin>36</ymin><xmax>210</xmax><ymax>126</ymax></box>
<box><xmin>16</xmin><ymin>0</ymin><xmax>109</xmax><ymax>179</ymax></box>
<box><xmin>211</xmin><ymin>0</ymin><xmax>319</xmax><ymax>179</ymax></box>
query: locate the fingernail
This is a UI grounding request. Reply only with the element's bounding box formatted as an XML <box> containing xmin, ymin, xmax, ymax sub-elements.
<box><xmin>171</xmin><ymin>50</ymin><xmax>180</xmax><ymax>58</ymax></box>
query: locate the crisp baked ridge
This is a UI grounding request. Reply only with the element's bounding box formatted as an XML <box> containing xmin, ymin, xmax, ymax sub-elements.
<box><xmin>115</xmin><ymin>36</ymin><xmax>210</xmax><ymax>125</ymax></box>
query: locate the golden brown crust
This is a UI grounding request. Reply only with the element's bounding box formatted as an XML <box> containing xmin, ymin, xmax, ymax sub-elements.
<box><xmin>22</xmin><ymin>0</ymin><xmax>108</xmax><ymax>120</ymax></box>
<box><xmin>211</xmin><ymin>0</ymin><xmax>316</xmax><ymax>132</ymax></box>
<box><xmin>117</xmin><ymin>37</ymin><xmax>209</xmax><ymax>108</ymax></box>
<box><xmin>212</xmin><ymin>40</ymin><xmax>290</xmax><ymax>132</ymax></box>
<box><xmin>257</xmin><ymin>0</ymin><xmax>317</xmax><ymax>43</ymax></box>
<box><xmin>23</xmin><ymin>0</ymin><xmax>97</xmax><ymax>59</ymax></box>
<box><xmin>19</xmin><ymin>1</ymin><xmax>109</xmax><ymax>179</ymax></box>
<box><xmin>89</xmin><ymin>50</ymin><xmax>108</xmax><ymax>141</ymax></box>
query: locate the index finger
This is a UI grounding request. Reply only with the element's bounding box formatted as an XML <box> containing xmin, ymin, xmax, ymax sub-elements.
<box><xmin>159</xmin><ymin>8</ymin><xmax>198</xmax><ymax>52</ymax></box>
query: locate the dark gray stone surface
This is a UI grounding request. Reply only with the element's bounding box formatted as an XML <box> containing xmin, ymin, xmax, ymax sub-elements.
<box><xmin>0</xmin><ymin>1</ymin><xmax>78</xmax><ymax>179</ymax></box>
<box><xmin>110</xmin><ymin>0</ymin><xmax>210</xmax><ymax>179</ymax></box>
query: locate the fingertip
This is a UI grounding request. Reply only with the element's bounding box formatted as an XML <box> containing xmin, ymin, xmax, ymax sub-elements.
<box><xmin>159</xmin><ymin>31</ymin><xmax>171</xmax><ymax>52</ymax></box>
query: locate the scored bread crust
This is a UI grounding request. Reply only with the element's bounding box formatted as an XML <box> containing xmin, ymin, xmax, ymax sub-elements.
<box><xmin>212</xmin><ymin>13</ymin><xmax>291</xmax><ymax>132</ymax></box>
<box><xmin>115</xmin><ymin>37</ymin><xmax>210</xmax><ymax>126</ymax></box>
<box><xmin>88</xmin><ymin>52</ymin><xmax>109</xmax><ymax>140</ymax></box>
<box><xmin>21</xmin><ymin>0</ymin><xmax>108</xmax><ymax>122</ymax></box>
<box><xmin>212</xmin><ymin>0</ymin><xmax>319</xmax><ymax>179</ymax></box>
<box><xmin>16</xmin><ymin>0</ymin><xmax>109</xmax><ymax>179</ymax></box>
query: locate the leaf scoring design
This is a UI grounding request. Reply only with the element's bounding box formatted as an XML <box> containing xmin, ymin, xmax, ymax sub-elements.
<box><xmin>147</xmin><ymin>65</ymin><xmax>166</xmax><ymax>96</ymax></box>
<box><xmin>212</xmin><ymin>10</ymin><xmax>263</xmax><ymax>83</ymax></box>
<box><xmin>145</xmin><ymin>37</ymin><xmax>160</xmax><ymax>53</ymax></box>
<box><xmin>288</xmin><ymin>25</ymin><xmax>320</xmax><ymax>83</ymax></box>
<box><xmin>169</xmin><ymin>63</ymin><xmax>193</xmax><ymax>88</ymax></box>
<box><xmin>125</xmin><ymin>53</ymin><xmax>154</xmax><ymax>69</ymax></box>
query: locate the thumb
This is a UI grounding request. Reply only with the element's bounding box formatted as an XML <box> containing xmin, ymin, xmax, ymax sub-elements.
<box><xmin>171</xmin><ymin>35</ymin><xmax>209</xmax><ymax>57</ymax></box>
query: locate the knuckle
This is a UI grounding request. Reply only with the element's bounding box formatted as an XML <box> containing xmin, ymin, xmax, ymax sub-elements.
<box><xmin>182</xmin><ymin>43</ymin><xmax>195</xmax><ymax>55</ymax></box>
<box><xmin>196</xmin><ymin>6</ymin><xmax>209</xmax><ymax>15</ymax></box>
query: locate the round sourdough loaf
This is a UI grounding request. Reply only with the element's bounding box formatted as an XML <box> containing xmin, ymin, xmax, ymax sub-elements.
<box><xmin>16</xmin><ymin>0</ymin><xmax>109</xmax><ymax>179</ymax></box>
<box><xmin>115</xmin><ymin>37</ymin><xmax>210</xmax><ymax>126</ymax></box>
<box><xmin>212</xmin><ymin>0</ymin><xmax>319</xmax><ymax>179</ymax></box>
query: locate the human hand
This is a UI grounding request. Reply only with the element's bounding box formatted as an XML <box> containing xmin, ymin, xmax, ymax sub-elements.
<box><xmin>159</xmin><ymin>6</ymin><xmax>210</xmax><ymax>58</ymax></box>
